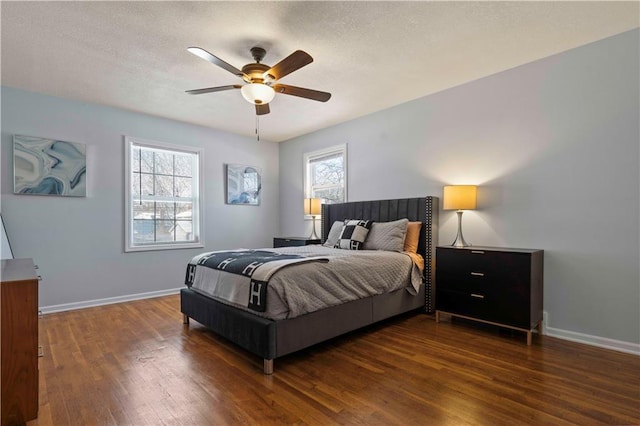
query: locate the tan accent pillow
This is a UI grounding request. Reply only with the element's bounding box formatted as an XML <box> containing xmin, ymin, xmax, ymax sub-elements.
<box><xmin>403</xmin><ymin>221</ymin><xmax>422</xmax><ymax>253</ymax></box>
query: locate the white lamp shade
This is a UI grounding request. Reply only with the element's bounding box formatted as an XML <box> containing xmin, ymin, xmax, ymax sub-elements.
<box><xmin>443</xmin><ymin>185</ymin><xmax>477</xmax><ymax>210</ymax></box>
<box><xmin>304</xmin><ymin>198</ymin><xmax>322</xmax><ymax>215</ymax></box>
<box><xmin>241</xmin><ymin>83</ymin><xmax>275</xmax><ymax>105</ymax></box>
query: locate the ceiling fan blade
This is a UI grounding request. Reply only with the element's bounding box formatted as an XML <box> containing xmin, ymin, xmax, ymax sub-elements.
<box><xmin>273</xmin><ymin>84</ymin><xmax>331</xmax><ymax>102</ymax></box>
<box><xmin>256</xmin><ymin>103</ymin><xmax>270</xmax><ymax>115</ymax></box>
<box><xmin>187</xmin><ymin>47</ymin><xmax>247</xmax><ymax>79</ymax></box>
<box><xmin>264</xmin><ymin>50</ymin><xmax>313</xmax><ymax>80</ymax></box>
<box><xmin>185</xmin><ymin>85</ymin><xmax>241</xmax><ymax>95</ymax></box>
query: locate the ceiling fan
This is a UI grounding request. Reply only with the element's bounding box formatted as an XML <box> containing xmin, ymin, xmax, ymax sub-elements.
<box><xmin>186</xmin><ymin>46</ymin><xmax>331</xmax><ymax>116</ymax></box>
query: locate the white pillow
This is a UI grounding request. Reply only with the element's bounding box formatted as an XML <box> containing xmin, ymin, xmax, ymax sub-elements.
<box><xmin>323</xmin><ymin>221</ymin><xmax>344</xmax><ymax>247</ymax></box>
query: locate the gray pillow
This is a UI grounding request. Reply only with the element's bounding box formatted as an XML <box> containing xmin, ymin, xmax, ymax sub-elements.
<box><xmin>323</xmin><ymin>221</ymin><xmax>344</xmax><ymax>247</ymax></box>
<box><xmin>362</xmin><ymin>218</ymin><xmax>409</xmax><ymax>252</ymax></box>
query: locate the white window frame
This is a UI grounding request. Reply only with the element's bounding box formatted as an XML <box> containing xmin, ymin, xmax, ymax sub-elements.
<box><xmin>124</xmin><ymin>136</ymin><xmax>204</xmax><ymax>252</ymax></box>
<box><xmin>303</xmin><ymin>144</ymin><xmax>347</xmax><ymax>218</ymax></box>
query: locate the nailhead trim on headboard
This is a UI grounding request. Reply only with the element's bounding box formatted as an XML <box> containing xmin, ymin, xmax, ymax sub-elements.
<box><xmin>321</xmin><ymin>196</ymin><xmax>439</xmax><ymax>313</ymax></box>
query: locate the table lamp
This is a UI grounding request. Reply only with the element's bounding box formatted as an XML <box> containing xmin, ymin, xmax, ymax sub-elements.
<box><xmin>304</xmin><ymin>198</ymin><xmax>322</xmax><ymax>239</ymax></box>
<box><xmin>443</xmin><ymin>185</ymin><xmax>477</xmax><ymax>247</ymax></box>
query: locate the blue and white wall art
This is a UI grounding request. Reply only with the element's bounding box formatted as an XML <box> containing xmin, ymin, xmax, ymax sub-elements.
<box><xmin>13</xmin><ymin>135</ymin><xmax>87</xmax><ymax>197</ymax></box>
<box><xmin>226</xmin><ymin>164</ymin><xmax>261</xmax><ymax>205</ymax></box>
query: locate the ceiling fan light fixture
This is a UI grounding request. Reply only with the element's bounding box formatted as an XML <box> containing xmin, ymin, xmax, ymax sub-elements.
<box><xmin>241</xmin><ymin>83</ymin><xmax>275</xmax><ymax>105</ymax></box>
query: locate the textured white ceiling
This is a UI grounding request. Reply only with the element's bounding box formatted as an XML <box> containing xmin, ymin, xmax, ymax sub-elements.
<box><xmin>1</xmin><ymin>2</ymin><xmax>638</xmax><ymax>142</ymax></box>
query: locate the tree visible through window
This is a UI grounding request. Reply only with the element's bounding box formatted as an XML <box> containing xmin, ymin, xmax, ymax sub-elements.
<box><xmin>125</xmin><ymin>137</ymin><xmax>203</xmax><ymax>252</ymax></box>
<box><xmin>304</xmin><ymin>144</ymin><xmax>347</xmax><ymax>205</ymax></box>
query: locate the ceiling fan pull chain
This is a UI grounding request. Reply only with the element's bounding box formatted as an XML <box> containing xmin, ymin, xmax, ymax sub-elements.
<box><xmin>256</xmin><ymin>115</ymin><xmax>260</xmax><ymax>142</ymax></box>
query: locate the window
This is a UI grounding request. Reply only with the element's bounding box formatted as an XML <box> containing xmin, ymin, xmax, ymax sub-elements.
<box><xmin>303</xmin><ymin>144</ymin><xmax>347</xmax><ymax>206</ymax></box>
<box><xmin>125</xmin><ymin>137</ymin><xmax>203</xmax><ymax>252</ymax></box>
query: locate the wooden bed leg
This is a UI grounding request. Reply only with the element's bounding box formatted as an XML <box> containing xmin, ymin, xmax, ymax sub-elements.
<box><xmin>264</xmin><ymin>359</ymin><xmax>274</xmax><ymax>375</ymax></box>
<box><xmin>526</xmin><ymin>330</ymin><xmax>532</xmax><ymax>346</ymax></box>
<box><xmin>183</xmin><ymin>314</ymin><xmax>190</xmax><ymax>326</ymax></box>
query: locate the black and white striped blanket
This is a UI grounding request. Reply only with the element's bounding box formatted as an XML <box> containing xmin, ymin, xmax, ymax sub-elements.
<box><xmin>185</xmin><ymin>249</ymin><xmax>329</xmax><ymax>312</ymax></box>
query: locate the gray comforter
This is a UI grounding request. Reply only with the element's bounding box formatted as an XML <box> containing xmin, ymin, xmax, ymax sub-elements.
<box><xmin>191</xmin><ymin>245</ymin><xmax>422</xmax><ymax>320</ymax></box>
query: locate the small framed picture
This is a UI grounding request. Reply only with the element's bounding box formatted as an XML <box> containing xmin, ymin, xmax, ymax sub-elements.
<box><xmin>225</xmin><ymin>164</ymin><xmax>261</xmax><ymax>206</ymax></box>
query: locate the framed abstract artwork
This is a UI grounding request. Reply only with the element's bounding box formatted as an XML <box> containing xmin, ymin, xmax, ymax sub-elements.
<box><xmin>13</xmin><ymin>135</ymin><xmax>87</xmax><ymax>197</ymax></box>
<box><xmin>225</xmin><ymin>164</ymin><xmax>261</xmax><ymax>205</ymax></box>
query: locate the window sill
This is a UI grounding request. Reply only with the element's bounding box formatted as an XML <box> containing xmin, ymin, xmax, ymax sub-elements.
<box><xmin>125</xmin><ymin>242</ymin><xmax>204</xmax><ymax>253</ymax></box>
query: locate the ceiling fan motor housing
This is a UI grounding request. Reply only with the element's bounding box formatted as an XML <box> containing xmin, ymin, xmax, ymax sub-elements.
<box><xmin>241</xmin><ymin>63</ymin><xmax>271</xmax><ymax>84</ymax></box>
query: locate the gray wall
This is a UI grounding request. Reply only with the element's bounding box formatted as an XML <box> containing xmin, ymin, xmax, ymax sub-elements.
<box><xmin>1</xmin><ymin>87</ymin><xmax>279</xmax><ymax>308</ymax></box>
<box><xmin>279</xmin><ymin>30</ymin><xmax>639</xmax><ymax>344</ymax></box>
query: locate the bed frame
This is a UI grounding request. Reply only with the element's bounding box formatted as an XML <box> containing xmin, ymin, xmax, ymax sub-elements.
<box><xmin>181</xmin><ymin>196</ymin><xmax>439</xmax><ymax>374</ymax></box>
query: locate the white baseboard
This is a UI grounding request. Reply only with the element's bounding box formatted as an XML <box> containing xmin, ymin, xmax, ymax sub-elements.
<box><xmin>40</xmin><ymin>287</ymin><xmax>182</xmax><ymax>314</ymax></box>
<box><xmin>542</xmin><ymin>311</ymin><xmax>640</xmax><ymax>356</ymax></box>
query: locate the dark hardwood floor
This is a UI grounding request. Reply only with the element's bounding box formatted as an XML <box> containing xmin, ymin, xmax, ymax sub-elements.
<box><xmin>29</xmin><ymin>295</ymin><xmax>640</xmax><ymax>425</ymax></box>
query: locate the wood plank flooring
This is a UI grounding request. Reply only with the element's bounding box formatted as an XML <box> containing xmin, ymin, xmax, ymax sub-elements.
<box><xmin>28</xmin><ymin>295</ymin><xmax>640</xmax><ymax>425</ymax></box>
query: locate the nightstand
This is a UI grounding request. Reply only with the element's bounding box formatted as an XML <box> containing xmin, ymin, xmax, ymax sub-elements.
<box><xmin>435</xmin><ymin>246</ymin><xmax>544</xmax><ymax>345</ymax></box>
<box><xmin>273</xmin><ymin>237</ymin><xmax>322</xmax><ymax>248</ymax></box>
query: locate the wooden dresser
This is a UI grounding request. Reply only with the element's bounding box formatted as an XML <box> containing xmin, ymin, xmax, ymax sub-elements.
<box><xmin>435</xmin><ymin>246</ymin><xmax>544</xmax><ymax>345</ymax></box>
<box><xmin>1</xmin><ymin>258</ymin><xmax>39</xmax><ymax>425</ymax></box>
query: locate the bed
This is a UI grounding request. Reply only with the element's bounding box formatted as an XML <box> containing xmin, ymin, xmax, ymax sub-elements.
<box><xmin>180</xmin><ymin>196</ymin><xmax>439</xmax><ymax>373</ymax></box>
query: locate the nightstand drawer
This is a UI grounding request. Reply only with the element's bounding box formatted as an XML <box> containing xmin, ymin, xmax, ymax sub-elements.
<box><xmin>437</xmin><ymin>271</ymin><xmax>531</xmax><ymax>299</ymax></box>
<box><xmin>273</xmin><ymin>237</ymin><xmax>321</xmax><ymax>248</ymax></box>
<box><xmin>436</xmin><ymin>288</ymin><xmax>531</xmax><ymax>328</ymax></box>
<box><xmin>437</xmin><ymin>248</ymin><xmax>532</xmax><ymax>289</ymax></box>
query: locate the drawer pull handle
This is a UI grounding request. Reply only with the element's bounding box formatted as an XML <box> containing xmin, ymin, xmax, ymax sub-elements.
<box><xmin>38</xmin><ymin>345</ymin><xmax>44</xmax><ymax>358</ymax></box>
<box><xmin>471</xmin><ymin>250</ymin><xmax>485</xmax><ymax>254</ymax></box>
<box><xmin>471</xmin><ymin>293</ymin><xmax>485</xmax><ymax>299</ymax></box>
<box><xmin>470</xmin><ymin>272</ymin><xmax>485</xmax><ymax>277</ymax></box>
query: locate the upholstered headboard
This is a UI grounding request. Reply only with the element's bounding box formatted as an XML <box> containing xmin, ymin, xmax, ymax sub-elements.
<box><xmin>320</xmin><ymin>197</ymin><xmax>439</xmax><ymax>312</ymax></box>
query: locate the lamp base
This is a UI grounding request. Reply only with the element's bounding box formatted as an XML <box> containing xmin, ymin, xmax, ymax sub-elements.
<box><xmin>308</xmin><ymin>215</ymin><xmax>319</xmax><ymax>240</ymax></box>
<box><xmin>450</xmin><ymin>210</ymin><xmax>471</xmax><ymax>247</ymax></box>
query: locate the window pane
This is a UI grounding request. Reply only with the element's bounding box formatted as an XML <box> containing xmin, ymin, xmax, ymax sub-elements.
<box><xmin>132</xmin><ymin>147</ymin><xmax>141</xmax><ymax>172</ymax></box>
<box><xmin>175</xmin><ymin>153</ymin><xmax>193</xmax><ymax>178</ymax></box>
<box><xmin>133</xmin><ymin>201</ymin><xmax>155</xmax><ymax>219</ymax></box>
<box><xmin>140</xmin><ymin>149</ymin><xmax>154</xmax><ymax>173</ymax></box>
<box><xmin>156</xmin><ymin>202</ymin><xmax>175</xmax><ymax>220</ymax></box>
<box><xmin>131</xmin><ymin>172</ymin><xmax>141</xmax><ymax>197</ymax></box>
<box><xmin>132</xmin><ymin>219</ymin><xmax>155</xmax><ymax>244</ymax></box>
<box><xmin>313</xmin><ymin>187</ymin><xmax>344</xmax><ymax>203</ymax></box>
<box><xmin>175</xmin><ymin>177</ymin><xmax>192</xmax><ymax>198</ymax></box>
<box><xmin>141</xmin><ymin>173</ymin><xmax>154</xmax><ymax>196</ymax></box>
<box><xmin>175</xmin><ymin>220</ymin><xmax>194</xmax><ymax>241</ymax></box>
<box><xmin>155</xmin><ymin>220</ymin><xmax>175</xmax><ymax>242</ymax></box>
<box><xmin>176</xmin><ymin>202</ymin><xmax>193</xmax><ymax>219</ymax></box>
<box><xmin>155</xmin><ymin>151</ymin><xmax>174</xmax><ymax>175</ymax></box>
<box><xmin>312</xmin><ymin>157</ymin><xmax>343</xmax><ymax>186</ymax></box>
<box><xmin>155</xmin><ymin>175</ymin><xmax>174</xmax><ymax>197</ymax></box>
